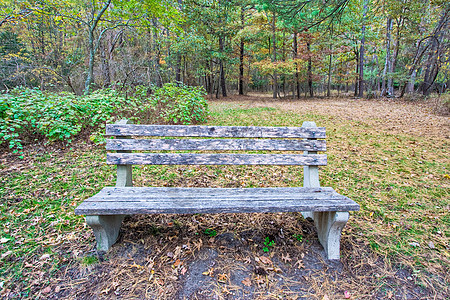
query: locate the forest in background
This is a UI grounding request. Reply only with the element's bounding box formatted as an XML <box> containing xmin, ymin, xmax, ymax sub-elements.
<box><xmin>0</xmin><ymin>0</ymin><xmax>449</xmax><ymax>98</ymax></box>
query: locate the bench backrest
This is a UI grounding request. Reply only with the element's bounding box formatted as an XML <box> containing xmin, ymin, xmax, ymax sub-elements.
<box><xmin>105</xmin><ymin>122</ymin><xmax>327</xmax><ymax>167</ymax></box>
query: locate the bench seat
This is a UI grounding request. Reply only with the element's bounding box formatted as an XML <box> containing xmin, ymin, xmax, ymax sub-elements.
<box><xmin>75</xmin><ymin>187</ymin><xmax>360</xmax><ymax>215</ymax></box>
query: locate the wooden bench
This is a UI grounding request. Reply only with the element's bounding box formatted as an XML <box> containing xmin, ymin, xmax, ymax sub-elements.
<box><xmin>75</xmin><ymin>120</ymin><xmax>359</xmax><ymax>260</ymax></box>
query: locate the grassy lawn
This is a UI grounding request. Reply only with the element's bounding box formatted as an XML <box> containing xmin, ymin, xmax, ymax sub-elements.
<box><xmin>0</xmin><ymin>98</ymin><xmax>449</xmax><ymax>299</ymax></box>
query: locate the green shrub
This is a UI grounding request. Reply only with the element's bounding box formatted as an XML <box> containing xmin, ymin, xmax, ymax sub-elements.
<box><xmin>150</xmin><ymin>83</ymin><xmax>208</xmax><ymax>124</ymax></box>
<box><xmin>0</xmin><ymin>84</ymin><xmax>208</xmax><ymax>152</ymax></box>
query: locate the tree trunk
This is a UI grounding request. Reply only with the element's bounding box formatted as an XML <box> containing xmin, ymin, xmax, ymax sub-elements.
<box><xmin>152</xmin><ymin>19</ymin><xmax>162</xmax><ymax>88</ymax></box>
<box><xmin>381</xmin><ymin>18</ymin><xmax>392</xmax><ymax>97</ymax></box>
<box><xmin>388</xmin><ymin>18</ymin><xmax>401</xmax><ymax>97</ymax></box>
<box><xmin>83</xmin><ymin>0</ymin><xmax>112</xmax><ymax>95</ymax></box>
<box><xmin>239</xmin><ymin>6</ymin><xmax>245</xmax><ymax>95</ymax></box>
<box><xmin>219</xmin><ymin>36</ymin><xmax>227</xmax><ymax>97</ymax></box>
<box><xmin>176</xmin><ymin>54</ymin><xmax>182</xmax><ymax>82</ymax></box>
<box><xmin>421</xmin><ymin>9</ymin><xmax>447</xmax><ymax>96</ymax></box>
<box><xmin>85</xmin><ymin>28</ymin><xmax>96</xmax><ymax>94</ymax></box>
<box><xmin>100</xmin><ymin>37</ymin><xmax>111</xmax><ymax>87</ymax></box>
<box><xmin>272</xmin><ymin>11</ymin><xmax>277</xmax><ymax>99</ymax></box>
<box><xmin>358</xmin><ymin>0</ymin><xmax>367</xmax><ymax>98</ymax></box>
<box><xmin>307</xmin><ymin>42</ymin><xmax>313</xmax><ymax>97</ymax></box>
<box><xmin>293</xmin><ymin>30</ymin><xmax>300</xmax><ymax>99</ymax></box>
<box><xmin>327</xmin><ymin>44</ymin><xmax>332</xmax><ymax>97</ymax></box>
<box><xmin>354</xmin><ymin>52</ymin><xmax>359</xmax><ymax>97</ymax></box>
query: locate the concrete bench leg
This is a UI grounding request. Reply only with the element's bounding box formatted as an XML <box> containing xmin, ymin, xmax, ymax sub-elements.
<box><xmin>86</xmin><ymin>215</ymin><xmax>125</xmax><ymax>251</ymax></box>
<box><xmin>313</xmin><ymin>211</ymin><xmax>349</xmax><ymax>260</ymax></box>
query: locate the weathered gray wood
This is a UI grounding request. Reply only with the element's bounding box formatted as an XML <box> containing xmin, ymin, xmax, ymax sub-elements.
<box><xmin>106</xmin><ymin>138</ymin><xmax>326</xmax><ymax>152</ymax></box>
<box><xmin>89</xmin><ymin>186</ymin><xmax>336</xmax><ymax>196</ymax></box>
<box><xmin>106</xmin><ymin>124</ymin><xmax>326</xmax><ymax>138</ymax></box>
<box><xmin>107</xmin><ymin>153</ymin><xmax>327</xmax><ymax>166</ymax></box>
<box><xmin>74</xmin><ymin>187</ymin><xmax>360</xmax><ymax>215</ymax></box>
<box><xmin>115</xmin><ymin>119</ymin><xmax>133</xmax><ymax>187</ymax></box>
<box><xmin>302</xmin><ymin>121</ymin><xmax>320</xmax><ymax>220</ymax></box>
<box><xmin>76</xmin><ymin>200</ymin><xmax>359</xmax><ymax>216</ymax></box>
<box><xmin>83</xmin><ymin>187</ymin><xmax>340</xmax><ymax>201</ymax></box>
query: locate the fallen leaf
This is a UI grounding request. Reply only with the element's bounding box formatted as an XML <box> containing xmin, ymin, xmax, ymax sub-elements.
<box><xmin>130</xmin><ymin>263</ymin><xmax>144</xmax><ymax>269</ymax></box>
<box><xmin>1</xmin><ymin>251</ymin><xmax>12</xmax><ymax>259</ymax></box>
<box><xmin>173</xmin><ymin>259</ymin><xmax>182</xmax><ymax>268</ymax></box>
<box><xmin>281</xmin><ymin>252</ymin><xmax>292</xmax><ymax>263</ymax></box>
<box><xmin>409</xmin><ymin>242</ymin><xmax>420</xmax><ymax>247</ymax></box>
<box><xmin>40</xmin><ymin>254</ymin><xmax>50</xmax><ymax>260</ymax></box>
<box><xmin>259</xmin><ymin>256</ymin><xmax>272</xmax><ymax>265</ymax></box>
<box><xmin>41</xmin><ymin>287</ymin><xmax>51</xmax><ymax>294</ymax></box>
<box><xmin>294</xmin><ymin>260</ymin><xmax>304</xmax><ymax>269</ymax></box>
<box><xmin>202</xmin><ymin>268</ymin><xmax>213</xmax><ymax>276</ymax></box>
<box><xmin>255</xmin><ymin>275</ymin><xmax>265</xmax><ymax>285</ymax></box>
<box><xmin>241</xmin><ymin>277</ymin><xmax>252</xmax><ymax>287</ymax></box>
<box><xmin>217</xmin><ymin>273</ymin><xmax>228</xmax><ymax>283</ymax></box>
<box><xmin>428</xmin><ymin>241</ymin><xmax>435</xmax><ymax>249</ymax></box>
<box><xmin>180</xmin><ymin>266</ymin><xmax>187</xmax><ymax>275</ymax></box>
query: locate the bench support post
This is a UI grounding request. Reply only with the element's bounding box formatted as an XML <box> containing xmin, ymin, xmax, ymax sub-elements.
<box><xmin>314</xmin><ymin>211</ymin><xmax>349</xmax><ymax>260</ymax></box>
<box><xmin>301</xmin><ymin>121</ymin><xmax>320</xmax><ymax>221</ymax></box>
<box><xmin>87</xmin><ymin>119</ymin><xmax>131</xmax><ymax>251</ymax></box>
<box><xmin>86</xmin><ymin>215</ymin><xmax>125</xmax><ymax>252</ymax></box>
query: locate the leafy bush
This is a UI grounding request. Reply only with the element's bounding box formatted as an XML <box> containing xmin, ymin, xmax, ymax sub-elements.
<box><xmin>0</xmin><ymin>84</ymin><xmax>208</xmax><ymax>153</ymax></box>
<box><xmin>150</xmin><ymin>83</ymin><xmax>208</xmax><ymax>124</ymax></box>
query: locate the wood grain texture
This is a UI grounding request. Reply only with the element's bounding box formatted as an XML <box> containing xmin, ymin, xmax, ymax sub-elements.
<box><xmin>106</xmin><ymin>153</ymin><xmax>327</xmax><ymax>166</ymax></box>
<box><xmin>106</xmin><ymin>138</ymin><xmax>326</xmax><ymax>151</ymax></box>
<box><xmin>106</xmin><ymin>124</ymin><xmax>326</xmax><ymax>138</ymax></box>
<box><xmin>75</xmin><ymin>187</ymin><xmax>360</xmax><ymax>215</ymax></box>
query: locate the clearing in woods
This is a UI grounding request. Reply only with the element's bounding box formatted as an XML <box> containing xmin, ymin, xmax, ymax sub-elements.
<box><xmin>0</xmin><ymin>95</ymin><xmax>448</xmax><ymax>299</ymax></box>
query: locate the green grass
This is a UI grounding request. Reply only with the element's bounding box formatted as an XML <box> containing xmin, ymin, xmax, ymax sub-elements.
<box><xmin>0</xmin><ymin>101</ymin><xmax>449</xmax><ymax>297</ymax></box>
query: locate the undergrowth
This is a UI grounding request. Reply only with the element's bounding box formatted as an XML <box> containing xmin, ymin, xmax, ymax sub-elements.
<box><xmin>0</xmin><ymin>84</ymin><xmax>208</xmax><ymax>154</ymax></box>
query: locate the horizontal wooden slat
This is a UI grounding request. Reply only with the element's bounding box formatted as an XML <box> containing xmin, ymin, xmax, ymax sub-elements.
<box><xmin>75</xmin><ymin>187</ymin><xmax>360</xmax><ymax>215</ymax></box>
<box><xmin>107</xmin><ymin>153</ymin><xmax>327</xmax><ymax>166</ymax></box>
<box><xmin>106</xmin><ymin>139</ymin><xmax>326</xmax><ymax>151</ymax></box>
<box><xmin>83</xmin><ymin>187</ymin><xmax>337</xmax><ymax>201</ymax></box>
<box><xmin>106</xmin><ymin>124</ymin><xmax>326</xmax><ymax>138</ymax></box>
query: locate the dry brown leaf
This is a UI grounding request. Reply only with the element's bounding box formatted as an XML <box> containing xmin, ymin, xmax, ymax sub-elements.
<box><xmin>259</xmin><ymin>256</ymin><xmax>272</xmax><ymax>265</ymax></box>
<box><xmin>294</xmin><ymin>260</ymin><xmax>304</xmax><ymax>269</ymax></box>
<box><xmin>217</xmin><ymin>273</ymin><xmax>228</xmax><ymax>283</ymax></box>
<box><xmin>180</xmin><ymin>266</ymin><xmax>187</xmax><ymax>275</ymax></box>
<box><xmin>173</xmin><ymin>259</ymin><xmax>182</xmax><ymax>268</ymax></box>
<box><xmin>281</xmin><ymin>252</ymin><xmax>292</xmax><ymax>263</ymax></box>
<box><xmin>202</xmin><ymin>268</ymin><xmax>214</xmax><ymax>276</ymax></box>
<box><xmin>241</xmin><ymin>277</ymin><xmax>252</xmax><ymax>287</ymax></box>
